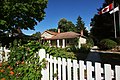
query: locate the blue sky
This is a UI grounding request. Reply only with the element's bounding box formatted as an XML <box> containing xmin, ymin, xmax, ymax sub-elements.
<box><xmin>22</xmin><ymin>0</ymin><xmax>104</xmax><ymax>35</ymax></box>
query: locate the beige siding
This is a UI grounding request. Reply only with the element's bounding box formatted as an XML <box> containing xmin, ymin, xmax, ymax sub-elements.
<box><xmin>41</xmin><ymin>32</ymin><xmax>54</xmax><ymax>39</ymax></box>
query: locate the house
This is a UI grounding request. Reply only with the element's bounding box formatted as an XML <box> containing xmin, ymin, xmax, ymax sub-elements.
<box><xmin>41</xmin><ymin>29</ymin><xmax>86</xmax><ymax>48</ymax></box>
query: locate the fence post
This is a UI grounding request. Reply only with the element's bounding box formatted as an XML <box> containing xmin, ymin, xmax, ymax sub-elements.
<box><xmin>38</xmin><ymin>49</ymin><xmax>46</xmax><ymax>61</ymax></box>
<box><xmin>38</xmin><ymin>49</ymin><xmax>46</xmax><ymax>80</ymax></box>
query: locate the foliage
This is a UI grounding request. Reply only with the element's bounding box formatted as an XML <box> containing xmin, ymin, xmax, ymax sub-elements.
<box><xmin>32</xmin><ymin>32</ymin><xmax>41</xmax><ymax>38</ymax></box>
<box><xmin>76</xmin><ymin>44</ymin><xmax>91</xmax><ymax>54</ymax></box>
<box><xmin>76</xmin><ymin>16</ymin><xmax>85</xmax><ymax>31</ymax></box>
<box><xmin>57</xmin><ymin>17</ymin><xmax>88</xmax><ymax>37</ymax></box>
<box><xmin>65</xmin><ymin>44</ymin><xmax>91</xmax><ymax>60</ymax></box>
<box><xmin>75</xmin><ymin>16</ymin><xmax>88</xmax><ymax>37</ymax></box>
<box><xmin>0</xmin><ymin>0</ymin><xmax>48</xmax><ymax>33</ymax></box>
<box><xmin>98</xmin><ymin>39</ymin><xmax>117</xmax><ymax>50</ymax></box>
<box><xmin>65</xmin><ymin>45</ymin><xmax>78</xmax><ymax>53</ymax></box>
<box><xmin>42</xmin><ymin>43</ymin><xmax>76</xmax><ymax>59</ymax></box>
<box><xmin>0</xmin><ymin>0</ymin><xmax>48</xmax><ymax>47</ymax></box>
<box><xmin>48</xmin><ymin>28</ymin><xmax>58</xmax><ymax>32</ymax></box>
<box><xmin>32</xmin><ymin>32</ymin><xmax>41</xmax><ymax>41</ymax></box>
<box><xmin>0</xmin><ymin>40</ymin><xmax>47</xmax><ymax>80</ymax></box>
<box><xmin>58</xmin><ymin>18</ymin><xmax>76</xmax><ymax>32</ymax></box>
<box><xmin>86</xmin><ymin>37</ymin><xmax>94</xmax><ymax>48</ymax></box>
<box><xmin>77</xmin><ymin>44</ymin><xmax>91</xmax><ymax>60</ymax></box>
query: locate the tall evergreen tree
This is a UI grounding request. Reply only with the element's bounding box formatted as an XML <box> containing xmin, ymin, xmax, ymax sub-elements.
<box><xmin>76</xmin><ymin>16</ymin><xmax>85</xmax><ymax>32</ymax></box>
<box><xmin>76</xmin><ymin>16</ymin><xmax>88</xmax><ymax>36</ymax></box>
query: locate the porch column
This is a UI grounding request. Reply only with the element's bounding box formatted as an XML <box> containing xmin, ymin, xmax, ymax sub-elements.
<box><xmin>57</xmin><ymin>39</ymin><xmax>60</xmax><ymax>47</ymax></box>
<box><xmin>48</xmin><ymin>40</ymin><xmax>52</xmax><ymax>47</ymax></box>
<box><xmin>62</xmin><ymin>39</ymin><xmax>65</xmax><ymax>48</ymax></box>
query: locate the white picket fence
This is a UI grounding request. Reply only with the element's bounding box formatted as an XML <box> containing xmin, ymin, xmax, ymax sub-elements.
<box><xmin>39</xmin><ymin>49</ymin><xmax>120</xmax><ymax>80</ymax></box>
<box><xmin>0</xmin><ymin>48</ymin><xmax>120</xmax><ymax>80</ymax></box>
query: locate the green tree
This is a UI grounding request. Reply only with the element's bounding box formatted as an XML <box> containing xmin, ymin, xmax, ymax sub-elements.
<box><xmin>32</xmin><ymin>32</ymin><xmax>41</xmax><ymax>41</ymax></box>
<box><xmin>58</xmin><ymin>18</ymin><xmax>75</xmax><ymax>32</ymax></box>
<box><xmin>0</xmin><ymin>0</ymin><xmax>48</xmax><ymax>33</ymax></box>
<box><xmin>0</xmin><ymin>0</ymin><xmax>48</xmax><ymax>46</ymax></box>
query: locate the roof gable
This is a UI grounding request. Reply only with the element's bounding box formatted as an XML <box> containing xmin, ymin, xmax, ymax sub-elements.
<box><xmin>41</xmin><ymin>30</ymin><xmax>58</xmax><ymax>39</ymax></box>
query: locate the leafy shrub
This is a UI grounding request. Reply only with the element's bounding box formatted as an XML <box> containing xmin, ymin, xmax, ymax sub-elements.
<box><xmin>65</xmin><ymin>44</ymin><xmax>90</xmax><ymax>60</ymax></box>
<box><xmin>0</xmin><ymin>40</ymin><xmax>47</xmax><ymax>80</ymax></box>
<box><xmin>98</xmin><ymin>39</ymin><xmax>117</xmax><ymax>50</ymax></box>
<box><xmin>43</xmin><ymin>45</ymin><xmax>76</xmax><ymax>59</ymax></box>
<box><xmin>65</xmin><ymin>45</ymin><xmax>78</xmax><ymax>52</ymax></box>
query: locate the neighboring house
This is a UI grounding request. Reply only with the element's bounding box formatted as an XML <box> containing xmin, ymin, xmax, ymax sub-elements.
<box><xmin>41</xmin><ymin>29</ymin><xmax>86</xmax><ymax>48</ymax></box>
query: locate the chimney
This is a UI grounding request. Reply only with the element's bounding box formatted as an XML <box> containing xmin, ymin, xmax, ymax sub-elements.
<box><xmin>58</xmin><ymin>28</ymin><xmax>60</xmax><ymax>33</ymax></box>
<box><xmin>80</xmin><ymin>30</ymin><xmax>83</xmax><ymax>36</ymax></box>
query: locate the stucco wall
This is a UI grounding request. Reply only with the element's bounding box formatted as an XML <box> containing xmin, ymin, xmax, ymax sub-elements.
<box><xmin>79</xmin><ymin>37</ymin><xmax>86</xmax><ymax>44</ymax></box>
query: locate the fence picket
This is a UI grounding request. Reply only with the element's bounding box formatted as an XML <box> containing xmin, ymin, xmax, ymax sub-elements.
<box><xmin>46</xmin><ymin>54</ymin><xmax>50</xmax><ymax>80</ymax></box>
<box><xmin>62</xmin><ymin>58</ymin><xmax>66</xmax><ymax>80</ymax></box>
<box><xmin>58</xmin><ymin>57</ymin><xmax>62</xmax><ymax>80</ymax></box>
<box><xmin>73</xmin><ymin>60</ymin><xmax>78</xmax><ymax>80</ymax></box>
<box><xmin>115</xmin><ymin>65</ymin><xmax>120</xmax><ymax>80</ymax></box>
<box><xmin>79</xmin><ymin>60</ymin><xmax>85</xmax><ymax>80</ymax></box>
<box><xmin>95</xmin><ymin>62</ymin><xmax>102</xmax><ymax>80</ymax></box>
<box><xmin>104</xmin><ymin>64</ymin><xmax>112</xmax><ymax>80</ymax></box>
<box><xmin>53</xmin><ymin>57</ymin><xmax>57</xmax><ymax>80</ymax></box>
<box><xmin>50</xmin><ymin>56</ymin><xmax>53</xmax><ymax>80</ymax></box>
<box><xmin>86</xmin><ymin>61</ymin><xmax>94</xmax><ymax>80</ymax></box>
<box><xmin>67</xmin><ymin>59</ymin><xmax>72</xmax><ymax>80</ymax></box>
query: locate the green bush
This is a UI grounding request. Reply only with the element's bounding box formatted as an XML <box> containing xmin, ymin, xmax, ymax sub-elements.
<box><xmin>98</xmin><ymin>39</ymin><xmax>117</xmax><ymax>50</ymax></box>
<box><xmin>43</xmin><ymin>46</ymin><xmax>76</xmax><ymax>59</ymax></box>
<box><xmin>65</xmin><ymin>45</ymin><xmax>78</xmax><ymax>52</ymax></box>
<box><xmin>0</xmin><ymin>40</ymin><xmax>47</xmax><ymax>80</ymax></box>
